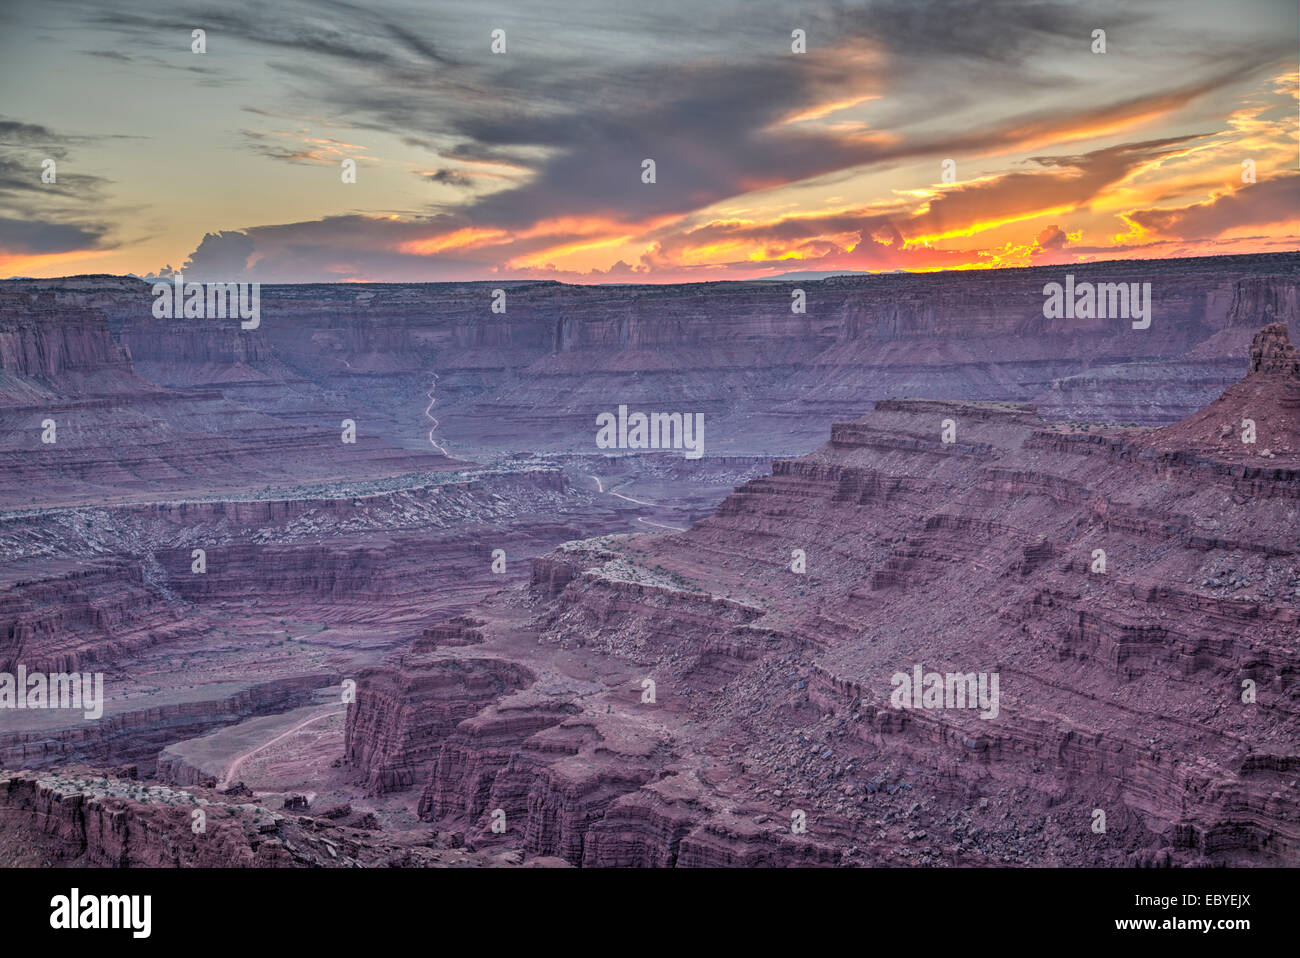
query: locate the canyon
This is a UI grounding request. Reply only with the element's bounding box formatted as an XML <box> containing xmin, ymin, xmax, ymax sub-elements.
<box><xmin>0</xmin><ymin>254</ymin><xmax>1296</xmax><ymax>867</ymax></box>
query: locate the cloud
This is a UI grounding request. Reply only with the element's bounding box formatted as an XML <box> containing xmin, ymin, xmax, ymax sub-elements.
<box><xmin>424</xmin><ymin>169</ymin><xmax>480</xmax><ymax>189</ymax></box>
<box><xmin>0</xmin><ymin>216</ymin><xmax>110</xmax><ymax>256</ymax></box>
<box><xmin>0</xmin><ymin>118</ymin><xmax>66</xmax><ymax>145</ymax></box>
<box><xmin>11</xmin><ymin>0</ymin><xmax>1294</xmax><ymax>279</ymax></box>
<box><xmin>240</xmin><ymin>129</ymin><xmax>364</xmax><ymax>165</ymax></box>
<box><xmin>630</xmin><ymin>136</ymin><xmax>1200</xmax><ymax>270</ymax></box>
<box><xmin>167</xmin><ymin>230</ymin><xmax>257</xmax><ymax>280</ymax></box>
<box><xmin>0</xmin><ymin>117</ymin><xmax>121</xmax><ymax>260</ymax></box>
<box><xmin>1035</xmin><ymin>225</ymin><xmax>1070</xmax><ymax>250</ymax></box>
<box><xmin>1125</xmin><ymin>173</ymin><xmax>1300</xmax><ymax>237</ymax></box>
<box><xmin>905</xmin><ymin>135</ymin><xmax>1207</xmax><ymax>242</ymax></box>
<box><xmin>79</xmin><ymin>49</ymin><xmax>133</xmax><ymax>62</ymax></box>
<box><xmin>158</xmin><ymin>129</ymin><xmax>1294</xmax><ymax>282</ymax></box>
<box><xmin>85</xmin><ymin>0</ymin><xmax>460</xmax><ymax>71</ymax></box>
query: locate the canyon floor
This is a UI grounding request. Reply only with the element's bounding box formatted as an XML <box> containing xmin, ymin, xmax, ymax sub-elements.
<box><xmin>1</xmin><ymin>263</ymin><xmax>1297</xmax><ymax>867</ymax></box>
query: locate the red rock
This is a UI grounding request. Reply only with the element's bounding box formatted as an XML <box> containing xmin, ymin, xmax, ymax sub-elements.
<box><xmin>343</xmin><ymin>322</ymin><xmax>1300</xmax><ymax>866</ymax></box>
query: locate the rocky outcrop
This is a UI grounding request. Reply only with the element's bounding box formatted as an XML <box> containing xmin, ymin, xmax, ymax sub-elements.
<box><xmin>0</xmin><ymin>559</ymin><xmax>193</xmax><ymax>674</ymax></box>
<box><xmin>344</xmin><ymin>656</ymin><xmax>535</xmax><ymax>793</ymax></box>
<box><xmin>1228</xmin><ymin>276</ymin><xmax>1300</xmax><ymax>330</ymax></box>
<box><xmin>0</xmin><ymin>674</ymin><xmax>337</xmax><ymax>772</ymax></box>
<box><xmin>0</xmin><ymin>770</ymin><xmax>297</xmax><ymax>867</ymax></box>
<box><xmin>1144</xmin><ymin>322</ymin><xmax>1300</xmax><ymax>465</ymax></box>
<box><xmin>0</xmin><ymin>766</ymin><xmax>566</xmax><ymax>867</ymax></box>
<box><xmin>1249</xmin><ymin>321</ymin><xmax>1300</xmax><ymax>375</ymax></box>
<box><xmin>0</xmin><ymin>295</ymin><xmax>132</xmax><ymax>387</ymax></box>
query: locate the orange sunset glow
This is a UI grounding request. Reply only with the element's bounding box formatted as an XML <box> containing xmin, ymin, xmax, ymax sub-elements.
<box><xmin>1</xmin><ymin>1</ymin><xmax>1295</xmax><ymax>283</ymax></box>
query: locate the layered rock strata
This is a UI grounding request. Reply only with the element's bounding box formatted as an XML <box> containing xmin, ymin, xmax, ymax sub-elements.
<box><xmin>346</xmin><ymin>323</ymin><xmax>1300</xmax><ymax>867</ymax></box>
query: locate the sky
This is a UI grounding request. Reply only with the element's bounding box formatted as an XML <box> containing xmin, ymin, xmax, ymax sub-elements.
<box><xmin>0</xmin><ymin>0</ymin><xmax>1297</xmax><ymax>283</ymax></box>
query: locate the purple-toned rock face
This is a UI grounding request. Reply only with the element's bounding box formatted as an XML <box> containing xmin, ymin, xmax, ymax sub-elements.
<box><xmin>1249</xmin><ymin>322</ymin><xmax>1300</xmax><ymax>376</ymax></box>
<box><xmin>1</xmin><ymin>260</ymin><xmax>1298</xmax><ymax>870</ymax></box>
